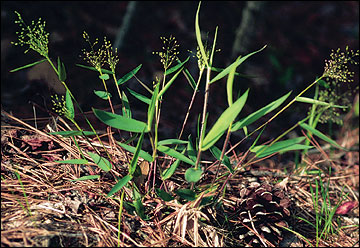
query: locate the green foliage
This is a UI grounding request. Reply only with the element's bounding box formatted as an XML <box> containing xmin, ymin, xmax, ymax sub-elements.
<box><xmin>11</xmin><ymin>7</ymin><xmax>358</xmax><ymax>234</ymax></box>
<box><xmin>201</xmin><ymin>89</ymin><xmax>249</xmax><ymax>151</ymax></box>
<box><xmin>305</xmin><ymin>171</ymin><xmax>350</xmax><ymax>246</ymax></box>
<box><xmin>185</xmin><ymin>167</ymin><xmax>203</xmax><ymax>183</ymax></box>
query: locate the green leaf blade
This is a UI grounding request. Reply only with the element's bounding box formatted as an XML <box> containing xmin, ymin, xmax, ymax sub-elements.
<box><xmin>158</xmin><ymin>67</ymin><xmax>183</xmax><ymax>98</ymax></box>
<box><xmin>127</xmin><ymin>88</ymin><xmax>151</xmax><ymax>105</ymax></box>
<box><xmin>55</xmin><ymin>159</ymin><xmax>88</xmax><ymax>164</ymax></box>
<box><xmin>161</xmin><ymin>147</ymin><xmax>186</xmax><ymax>180</ymax></box>
<box><xmin>158</xmin><ymin>139</ymin><xmax>188</xmax><ymax>146</ymax></box>
<box><xmin>129</xmin><ymin>131</ymin><xmax>146</xmax><ymax>175</ymax></box>
<box><xmin>117</xmin><ymin>64</ymin><xmax>142</xmax><ymax>85</ymax></box>
<box><xmin>155</xmin><ymin>188</ymin><xmax>174</xmax><ymax>201</ymax></box>
<box><xmin>71</xmin><ymin>175</ymin><xmax>100</xmax><ymax>181</ymax></box>
<box><xmin>251</xmin><ymin>137</ymin><xmax>311</xmax><ymax>158</ymax></box>
<box><xmin>10</xmin><ymin>59</ymin><xmax>47</xmax><ymax>72</ymax></box>
<box><xmin>165</xmin><ymin>57</ymin><xmax>189</xmax><ymax>75</ymax></box>
<box><xmin>75</xmin><ymin>64</ymin><xmax>114</xmax><ymax>74</ymax></box>
<box><xmin>117</xmin><ymin>142</ymin><xmax>153</xmax><ymax>162</ymax></box>
<box><xmin>209</xmin><ymin>146</ymin><xmax>233</xmax><ymax>173</ymax></box>
<box><xmin>299</xmin><ymin>123</ymin><xmax>348</xmax><ymax>151</ymax></box>
<box><xmin>185</xmin><ymin>167</ymin><xmax>203</xmax><ymax>183</ymax></box>
<box><xmin>57</xmin><ymin>57</ymin><xmax>67</xmax><ymax>82</ymax></box>
<box><xmin>157</xmin><ymin>145</ymin><xmax>195</xmax><ymax>166</ymax></box>
<box><xmin>231</xmin><ymin>91</ymin><xmax>292</xmax><ymax>132</ymax></box>
<box><xmin>175</xmin><ymin>189</ymin><xmax>196</xmax><ymax>201</ymax></box>
<box><xmin>209</xmin><ymin>45</ymin><xmax>267</xmax><ymax>84</ymax></box>
<box><xmin>93</xmin><ymin>108</ymin><xmax>148</xmax><ymax>133</ymax></box>
<box><xmin>87</xmin><ymin>152</ymin><xmax>112</xmax><ymax>172</ymax></box>
<box><xmin>65</xmin><ymin>89</ymin><xmax>74</xmax><ymax>119</ymax></box>
<box><xmin>147</xmin><ymin>83</ymin><xmax>159</xmax><ymax>132</ymax></box>
<box><xmin>49</xmin><ymin>130</ymin><xmax>96</xmax><ymax>137</ymax></box>
<box><xmin>107</xmin><ymin>174</ymin><xmax>132</xmax><ymax>197</ymax></box>
<box><xmin>201</xmin><ymin>89</ymin><xmax>249</xmax><ymax>151</ymax></box>
<box><xmin>99</xmin><ymin>74</ymin><xmax>110</xmax><ymax>80</ymax></box>
<box><xmin>94</xmin><ymin>90</ymin><xmax>112</xmax><ymax>100</ymax></box>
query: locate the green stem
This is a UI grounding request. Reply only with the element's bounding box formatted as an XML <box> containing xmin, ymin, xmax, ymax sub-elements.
<box><xmin>117</xmin><ymin>190</ymin><xmax>125</xmax><ymax>247</ymax></box>
<box><xmin>98</xmin><ymin>70</ymin><xmax>115</xmax><ymax>114</ymax></box>
<box><xmin>46</xmin><ymin>57</ymin><xmax>114</xmax><ymax>163</ymax></box>
<box><xmin>195</xmin><ymin>65</ymin><xmax>212</xmax><ymax>170</ymax></box>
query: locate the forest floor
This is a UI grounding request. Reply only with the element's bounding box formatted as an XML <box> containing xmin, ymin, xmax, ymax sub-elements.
<box><xmin>1</xmin><ymin>100</ymin><xmax>358</xmax><ymax>247</ymax></box>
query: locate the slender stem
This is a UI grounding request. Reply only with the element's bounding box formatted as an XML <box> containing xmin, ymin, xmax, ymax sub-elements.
<box><xmin>117</xmin><ymin>190</ymin><xmax>125</xmax><ymax>247</ymax></box>
<box><xmin>224</xmin><ymin>75</ymin><xmax>325</xmax><ymax>157</ymax></box>
<box><xmin>250</xmin><ymin>75</ymin><xmax>325</xmax><ymax>138</ymax></box>
<box><xmin>195</xmin><ymin>65</ymin><xmax>212</xmax><ymax>169</ymax></box>
<box><xmin>46</xmin><ymin>57</ymin><xmax>114</xmax><ymax>162</ymax></box>
<box><xmin>211</xmin><ymin>124</ymin><xmax>232</xmax><ymax>186</ymax></box>
<box><xmin>112</xmin><ymin>73</ymin><xmax>129</xmax><ymax>117</ymax></box>
<box><xmin>99</xmin><ymin>71</ymin><xmax>115</xmax><ymax>114</ymax></box>
<box><xmin>178</xmin><ymin>68</ymin><xmax>204</xmax><ymax>141</ymax></box>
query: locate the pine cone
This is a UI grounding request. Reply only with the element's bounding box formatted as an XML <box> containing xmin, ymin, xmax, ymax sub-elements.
<box><xmin>236</xmin><ymin>182</ymin><xmax>291</xmax><ymax>246</ymax></box>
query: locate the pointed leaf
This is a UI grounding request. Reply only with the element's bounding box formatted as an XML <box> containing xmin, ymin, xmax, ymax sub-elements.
<box><xmin>87</xmin><ymin>152</ymin><xmax>112</xmax><ymax>172</ymax></box>
<box><xmin>117</xmin><ymin>142</ymin><xmax>153</xmax><ymax>162</ymax></box>
<box><xmin>208</xmin><ymin>66</ymin><xmax>253</xmax><ymax>78</ymax></box>
<box><xmin>202</xmin><ymin>89</ymin><xmax>249</xmax><ymax>151</ymax></box>
<box><xmin>129</xmin><ymin>130</ymin><xmax>146</xmax><ymax>175</ymax></box>
<box><xmin>209</xmin><ymin>45</ymin><xmax>267</xmax><ymax>84</ymax></box>
<box><xmin>99</xmin><ymin>74</ymin><xmax>109</xmax><ymax>80</ymax></box>
<box><xmin>71</xmin><ymin>175</ymin><xmax>100</xmax><ymax>181</ymax></box>
<box><xmin>10</xmin><ymin>59</ymin><xmax>47</xmax><ymax>72</ymax></box>
<box><xmin>209</xmin><ymin>146</ymin><xmax>233</xmax><ymax>173</ymax></box>
<box><xmin>175</xmin><ymin>189</ymin><xmax>196</xmax><ymax>201</ymax></box>
<box><xmin>209</xmin><ymin>26</ymin><xmax>218</xmax><ymax>66</ymax></box>
<box><xmin>195</xmin><ymin>2</ymin><xmax>209</xmax><ymax>68</ymax></box>
<box><xmin>296</xmin><ymin>96</ymin><xmax>348</xmax><ymax>109</ymax></box>
<box><xmin>226</xmin><ymin>58</ymin><xmax>238</xmax><ymax>106</ymax></box>
<box><xmin>93</xmin><ymin>108</ymin><xmax>148</xmax><ymax>133</ymax></box>
<box><xmin>107</xmin><ymin>174</ymin><xmax>132</xmax><ymax>197</ymax></box>
<box><xmin>185</xmin><ymin>167</ymin><xmax>203</xmax><ymax>183</ymax></box>
<box><xmin>299</xmin><ymin>123</ymin><xmax>348</xmax><ymax>151</ymax></box>
<box><xmin>165</xmin><ymin>57</ymin><xmax>189</xmax><ymax>75</ymax></box>
<box><xmin>122</xmin><ymin>91</ymin><xmax>131</xmax><ymax>118</ymax></box>
<box><xmin>117</xmin><ymin>64</ymin><xmax>142</xmax><ymax>85</ymax></box>
<box><xmin>49</xmin><ymin>130</ymin><xmax>96</xmax><ymax>137</ymax></box>
<box><xmin>232</xmin><ymin>91</ymin><xmax>292</xmax><ymax>132</ymax></box>
<box><xmin>75</xmin><ymin>64</ymin><xmax>113</xmax><ymax>74</ymax></box>
<box><xmin>158</xmin><ymin>139</ymin><xmax>188</xmax><ymax>146</ymax></box>
<box><xmin>127</xmin><ymin>87</ymin><xmax>151</xmax><ymax>104</ymax></box>
<box><xmin>57</xmin><ymin>57</ymin><xmax>67</xmax><ymax>82</ymax></box>
<box><xmin>134</xmin><ymin>197</ymin><xmax>147</xmax><ymax>220</ymax></box>
<box><xmin>158</xmin><ymin>145</ymin><xmax>195</xmax><ymax>166</ymax></box>
<box><xmin>94</xmin><ymin>90</ymin><xmax>112</xmax><ymax>100</ymax></box>
<box><xmin>55</xmin><ymin>159</ymin><xmax>88</xmax><ymax>164</ymax></box>
<box><xmin>182</xmin><ymin>66</ymin><xmax>197</xmax><ymax>89</ymax></box>
<box><xmin>147</xmin><ymin>83</ymin><xmax>159</xmax><ymax>132</ymax></box>
<box><xmin>251</xmin><ymin>137</ymin><xmax>311</xmax><ymax>158</ymax></box>
<box><xmin>158</xmin><ymin>67</ymin><xmax>183</xmax><ymax>98</ymax></box>
<box><xmin>65</xmin><ymin>89</ymin><xmax>74</xmax><ymax>119</ymax></box>
<box><xmin>155</xmin><ymin>188</ymin><xmax>174</xmax><ymax>201</ymax></box>
<box><xmin>161</xmin><ymin>147</ymin><xmax>185</xmax><ymax>180</ymax></box>
<box><xmin>187</xmin><ymin>136</ymin><xmax>197</xmax><ymax>162</ymax></box>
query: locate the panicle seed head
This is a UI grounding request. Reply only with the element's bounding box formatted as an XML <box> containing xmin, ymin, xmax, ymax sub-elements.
<box><xmin>314</xmin><ymin>47</ymin><xmax>359</xmax><ymax>125</ymax></box>
<box><xmin>51</xmin><ymin>94</ymin><xmax>72</xmax><ymax>120</ymax></box>
<box><xmin>104</xmin><ymin>37</ymin><xmax>119</xmax><ymax>71</ymax></box>
<box><xmin>12</xmin><ymin>11</ymin><xmax>49</xmax><ymax>57</ymax></box>
<box><xmin>81</xmin><ymin>31</ymin><xmax>107</xmax><ymax>71</ymax></box>
<box><xmin>152</xmin><ymin>35</ymin><xmax>180</xmax><ymax>70</ymax></box>
<box><xmin>323</xmin><ymin>46</ymin><xmax>359</xmax><ymax>83</ymax></box>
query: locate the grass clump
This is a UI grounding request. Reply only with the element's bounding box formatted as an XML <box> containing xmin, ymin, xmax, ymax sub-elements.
<box><xmin>5</xmin><ymin>2</ymin><xmax>358</xmax><ymax>247</ymax></box>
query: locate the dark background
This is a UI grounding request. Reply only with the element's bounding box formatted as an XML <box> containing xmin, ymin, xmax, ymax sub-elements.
<box><xmin>1</xmin><ymin>1</ymin><xmax>359</xmax><ymax>152</ymax></box>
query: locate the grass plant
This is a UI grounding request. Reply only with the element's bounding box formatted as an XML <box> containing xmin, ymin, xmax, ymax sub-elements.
<box><xmin>5</xmin><ymin>1</ymin><xmax>358</xmax><ymax>247</ymax></box>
